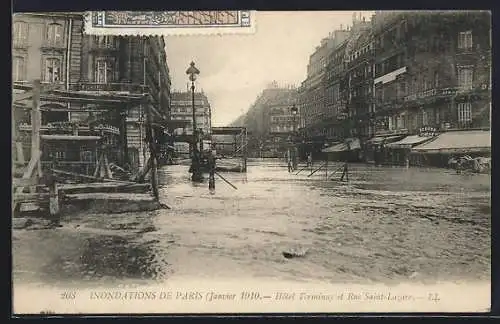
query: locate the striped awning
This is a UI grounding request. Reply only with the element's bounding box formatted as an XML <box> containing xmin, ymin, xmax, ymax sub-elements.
<box><xmin>386</xmin><ymin>135</ymin><xmax>434</xmax><ymax>149</ymax></box>
<box><xmin>412</xmin><ymin>130</ymin><xmax>490</xmax><ymax>154</ymax></box>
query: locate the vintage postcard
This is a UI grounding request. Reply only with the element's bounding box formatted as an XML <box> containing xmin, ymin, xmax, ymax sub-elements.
<box><xmin>12</xmin><ymin>10</ymin><xmax>491</xmax><ymax>315</ymax></box>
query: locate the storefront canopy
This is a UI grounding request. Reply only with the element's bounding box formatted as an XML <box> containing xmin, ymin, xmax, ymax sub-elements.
<box><xmin>322</xmin><ymin>138</ymin><xmax>360</xmax><ymax>153</ymax></box>
<box><xmin>412</xmin><ymin>130</ymin><xmax>491</xmax><ymax>154</ymax></box>
<box><xmin>322</xmin><ymin>142</ymin><xmax>348</xmax><ymax>153</ymax></box>
<box><xmin>366</xmin><ymin>135</ymin><xmax>405</xmax><ymax>145</ymax></box>
<box><xmin>385</xmin><ymin>135</ymin><xmax>434</xmax><ymax>149</ymax></box>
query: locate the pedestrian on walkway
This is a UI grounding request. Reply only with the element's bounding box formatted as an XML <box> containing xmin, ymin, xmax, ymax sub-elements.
<box><xmin>307</xmin><ymin>153</ymin><xmax>312</xmax><ymax>167</ymax></box>
<box><xmin>340</xmin><ymin>161</ymin><xmax>349</xmax><ymax>182</ymax></box>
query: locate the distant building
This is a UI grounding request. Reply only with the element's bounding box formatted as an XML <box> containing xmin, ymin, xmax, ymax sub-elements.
<box><xmin>170</xmin><ymin>91</ymin><xmax>212</xmax><ymax>138</ymax></box>
<box><xmin>240</xmin><ymin>83</ymin><xmax>298</xmax><ymax>157</ymax></box>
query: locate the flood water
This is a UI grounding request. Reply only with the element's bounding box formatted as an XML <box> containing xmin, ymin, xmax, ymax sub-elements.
<box><xmin>12</xmin><ymin>159</ymin><xmax>491</xmax><ymax>288</ymax></box>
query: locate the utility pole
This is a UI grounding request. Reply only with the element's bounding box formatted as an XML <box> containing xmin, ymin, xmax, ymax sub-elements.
<box><xmin>31</xmin><ymin>79</ymin><xmax>42</xmax><ymax>179</ymax></box>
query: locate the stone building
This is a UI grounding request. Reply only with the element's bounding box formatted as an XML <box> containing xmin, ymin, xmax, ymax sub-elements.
<box><xmin>369</xmin><ymin>11</ymin><xmax>491</xmax><ymax>166</ymax></box>
<box><xmin>323</xmin><ymin>29</ymin><xmax>350</xmax><ymax>143</ymax></box>
<box><xmin>241</xmin><ymin>82</ymin><xmax>298</xmax><ymax>157</ymax></box>
<box><xmin>12</xmin><ymin>13</ymin><xmax>172</xmax><ymax>173</ymax></box>
<box><xmin>170</xmin><ymin>91</ymin><xmax>212</xmax><ymax>137</ymax></box>
<box><xmin>298</xmin><ymin>36</ymin><xmax>336</xmax><ymax>140</ymax></box>
<box><xmin>345</xmin><ymin>15</ymin><xmax>374</xmax><ymax>141</ymax></box>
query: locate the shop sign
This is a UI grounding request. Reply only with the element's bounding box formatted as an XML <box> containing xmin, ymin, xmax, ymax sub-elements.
<box><xmin>418</xmin><ymin>126</ymin><xmax>437</xmax><ymax>137</ymax></box>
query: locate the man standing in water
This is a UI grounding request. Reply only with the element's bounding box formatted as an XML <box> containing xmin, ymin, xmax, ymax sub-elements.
<box><xmin>307</xmin><ymin>153</ymin><xmax>312</xmax><ymax>167</ymax></box>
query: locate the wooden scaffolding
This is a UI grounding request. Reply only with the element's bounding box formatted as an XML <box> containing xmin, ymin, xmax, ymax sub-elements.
<box><xmin>211</xmin><ymin>127</ymin><xmax>248</xmax><ymax>172</ymax></box>
<box><xmin>12</xmin><ymin>80</ymin><xmax>168</xmax><ymax>213</ymax></box>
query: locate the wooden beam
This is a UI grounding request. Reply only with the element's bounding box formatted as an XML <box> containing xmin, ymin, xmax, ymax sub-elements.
<box><xmin>52</xmin><ymin>169</ymin><xmax>135</xmax><ymax>184</ymax></box>
<box><xmin>145</xmin><ymin>103</ymin><xmax>159</xmax><ymax>200</ymax></box>
<box><xmin>15</xmin><ymin>150</ymin><xmax>41</xmax><ymax>194</ymax></box>
<box><xmin>13</xmin><ymin>177</ymin><xmax>40</xmax><ymax>187</ymax></box>
<box><xmin>13</xmin><ymin>91</ymin><xmax>34</xmax><ymax>102</ymax></box>
<box><xmin>31</xmin><ymin>80</ymin><xmax>42</xmax><ymax>179</ymax></box>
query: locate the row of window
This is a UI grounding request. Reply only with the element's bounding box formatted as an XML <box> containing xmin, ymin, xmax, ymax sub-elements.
<box><xmin>13</xmin><ymin>21</ymin><xmax>63</xmax><ymax>46</ymax></box>
<box><xmin>170</xmin><ymin>106</ymin><xmax>208</xmax><ymax>113</ymax></box>
<box><xmin>374</xmin><ymin>67</ymin><xmax>474</xmax><ymax>101</ymax></box>
<box><xmin>13</xmin><ymin>56</ymin><xmax>63</xmax><ymax>82</ymax></box>
<box><xmin>12</xmin><ymin>55</ymin><xmax>117</xmax><ymax>83</ymax></box>
<box><xmin>386</xmin><ymin>103</ymin><xmax>473</xmax><ymax>131</ymax></box>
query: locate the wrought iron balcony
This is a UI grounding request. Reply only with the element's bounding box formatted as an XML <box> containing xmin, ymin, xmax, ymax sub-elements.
<box><xmin>18</xmin><ymin>122</ymin><xmax>120</xmax><ymax>136</ymax></box>
<box><xmin>69</xmin><ymin>82</ymin><xmax>150</xmax><ymax>94</ymax></box>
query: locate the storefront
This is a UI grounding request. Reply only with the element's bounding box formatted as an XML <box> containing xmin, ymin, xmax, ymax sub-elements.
<box><xmin>385</xmin><ymin>135</ymin><xmax>435</xmax><ymax>166</ymax></box>
<box><xmin>364</xmin><ymin>134</ymin><xmax>407</xmax><ymax>165</ymax></box>
<box><xmin>321</xmin><ymin>138</ymin><xmax>361</xmax><ymax>162</ymax></box>
<box><xmin>411</xmin><ymin>129</ymin><xmax>491</xmax><ymax>168</ymax></box>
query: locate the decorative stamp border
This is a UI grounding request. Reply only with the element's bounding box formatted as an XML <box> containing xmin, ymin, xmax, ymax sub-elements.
<box><xmin>84</xmin><ymin>11</ymin><xmax>256</xmax><ymax>36</ymax></box>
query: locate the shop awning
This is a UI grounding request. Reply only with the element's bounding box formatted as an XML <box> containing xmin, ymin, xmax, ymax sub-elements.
<box><xmin>366</xmin><ymin>135</ymin><xmax>405</xmax><ymax>145</ymax></box>
<box><xmin>412</xmin><ymin>130</ymin><xmax>491</xmax><ymax>154</ymax></box>
<box><xmin>40</xmin><ymin>135</ymin><xmax>102</xmax><ymax>141</ymax></box>
<box><xmin>322</xmin><ymin>138</ymin><xmax>360</xmax><ymax>153</ymax></box>
<box><xmin>322</xmin><ymin>142</ymin><xmax>348</xmax><ymax>153</ymax></box>
<box><xmin>345</xmin><ymin>137</ymin><xmax>361</xmax><ymax>150</ymax></box>
<box><xmin>385</xmin><ymin>135</ymin><xmax>435</xmax><ymax>149</ymax></box>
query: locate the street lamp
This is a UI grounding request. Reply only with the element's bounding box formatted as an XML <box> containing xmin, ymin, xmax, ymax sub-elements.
<box><xmin>186</xmin><ymin>61</ymin><xmax>203</xmax><ymax>182</ymax></box>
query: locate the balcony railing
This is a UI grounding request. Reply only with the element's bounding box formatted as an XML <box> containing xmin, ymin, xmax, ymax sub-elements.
<box><xmin>69</xmin><ymin>83</ymin><xmax>150</xmax><ymax>94</ymax></box>
<box><xmin>41</xmin><ymin>41</ymin><xmax>66</xmax><ymax>50</ymax></box>
<box><xmin>18</xmin><ymin>122</ymin><xmax>121</xmax><ymax>136</ymax></box>
<box><xmin>403</xmin><ymin>87</ymin><xmax>460</xmax><ymax>103</ymax></box>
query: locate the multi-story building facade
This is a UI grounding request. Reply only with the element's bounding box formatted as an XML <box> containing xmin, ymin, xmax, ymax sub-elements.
<box><xmin>12</xmin><ymin>13</ymin><xmax>173</xmax><ymax>173</ymax></box>
<box><xmin>368</xmin><ymin>11</ymin><xmax>491</xmax><ymax>165</ymax></box>
<box><xmin>12</xmin><ymin>13</ymin><xmax>84</xmax><ymax>124</ymax></box>
<box><xmin>324</xmin><ymin>30</ymin><xmax>350</xmax><ymax>143</ymax></box>
<box><xmin>372</xmin><ymin>11</ymin><xmax>491</xmax><ymax>135</ymax></box>
<box><xmin>345</xmin><ymin>16</ymin><xmax>374</xmax><ymax>141</ymax></box>
<box><xmin>299</xmin><ymin>36</ymin><xmax>336</xmax><ymax>140</ymax></box>
<box><xmin>241</xmin><ymin>83</ymin><xmax>299</xmax><ymax>157</ymax></box>
<box><xmin>170</xmin><ymin>91</ymin><xmax>212</xmax><ymax>137</ymax></box>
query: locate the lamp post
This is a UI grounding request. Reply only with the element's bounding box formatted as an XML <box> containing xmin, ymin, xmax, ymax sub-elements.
<box><xmin>290</xmin><ymin>104</ymin><xmax>298</xmax><ymax>170</ymax></box>
<box><xmin>186</xmin><ymin>61</ymin><xmax>203</xmax><ymax>182</ymax></box>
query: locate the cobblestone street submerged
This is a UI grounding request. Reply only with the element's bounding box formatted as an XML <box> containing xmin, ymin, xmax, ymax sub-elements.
<box><xmin>13</xmin><ymin>159</ymin><xmax>491</xmax><ymax>288</ymax></box>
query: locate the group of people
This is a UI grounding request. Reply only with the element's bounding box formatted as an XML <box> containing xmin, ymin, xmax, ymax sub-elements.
<box><xmin>287</xmin><ymin>152</ymin><xmax>313</xmax><ymax>172</ymax></box>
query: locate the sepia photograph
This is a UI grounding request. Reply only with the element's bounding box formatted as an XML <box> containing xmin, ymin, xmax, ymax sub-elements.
<box><xmin>11</xmin><ymin>10</ymin><xmax>491</xmax><ymax>314</ymax></box>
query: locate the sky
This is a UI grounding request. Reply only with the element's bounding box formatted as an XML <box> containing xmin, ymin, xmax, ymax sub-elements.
<box><xmin>164</xmin><ymin>11</ymin><xmax>374</xmax><ymax>127</ymax></box>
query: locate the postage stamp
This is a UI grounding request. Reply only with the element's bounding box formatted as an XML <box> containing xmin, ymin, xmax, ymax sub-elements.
<box><xmin>83</xmin><ymin>11</ymin><xmax>256</xmax><ymax>35</ymax></box>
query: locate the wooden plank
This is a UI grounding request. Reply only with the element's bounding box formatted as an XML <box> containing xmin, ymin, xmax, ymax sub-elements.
<box><xmin>13</xmin><ymin>178</ymin><xmax>40</xmax><ymax>187</ymax></box>
<box><xmin>52</xmin><ymin>168</ymin><xmax>135</xmax><ymax>184</ymax></box>
<box><xmin>13</xmin><ymin>91</ymin><xmax>34</xmax><ymax>102</ymax></box>
<box><xmin>16</xmin><ymin>142</ymin><xmax>25</xmax><ymax>165</ymax></box>
<box><xmin>15</xmin><ymin>150</ymin><xmax>41</xmax><ymax>194</ymax></box>
<box><xmin>31</xmin><ymin>79</ymin><xmax>42</xmax><ymax>179</ymax></box>
<box><xmin>14</xmin><ymin>192</ymin><xmax>50</xmax><ymax>201</ymax></box>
